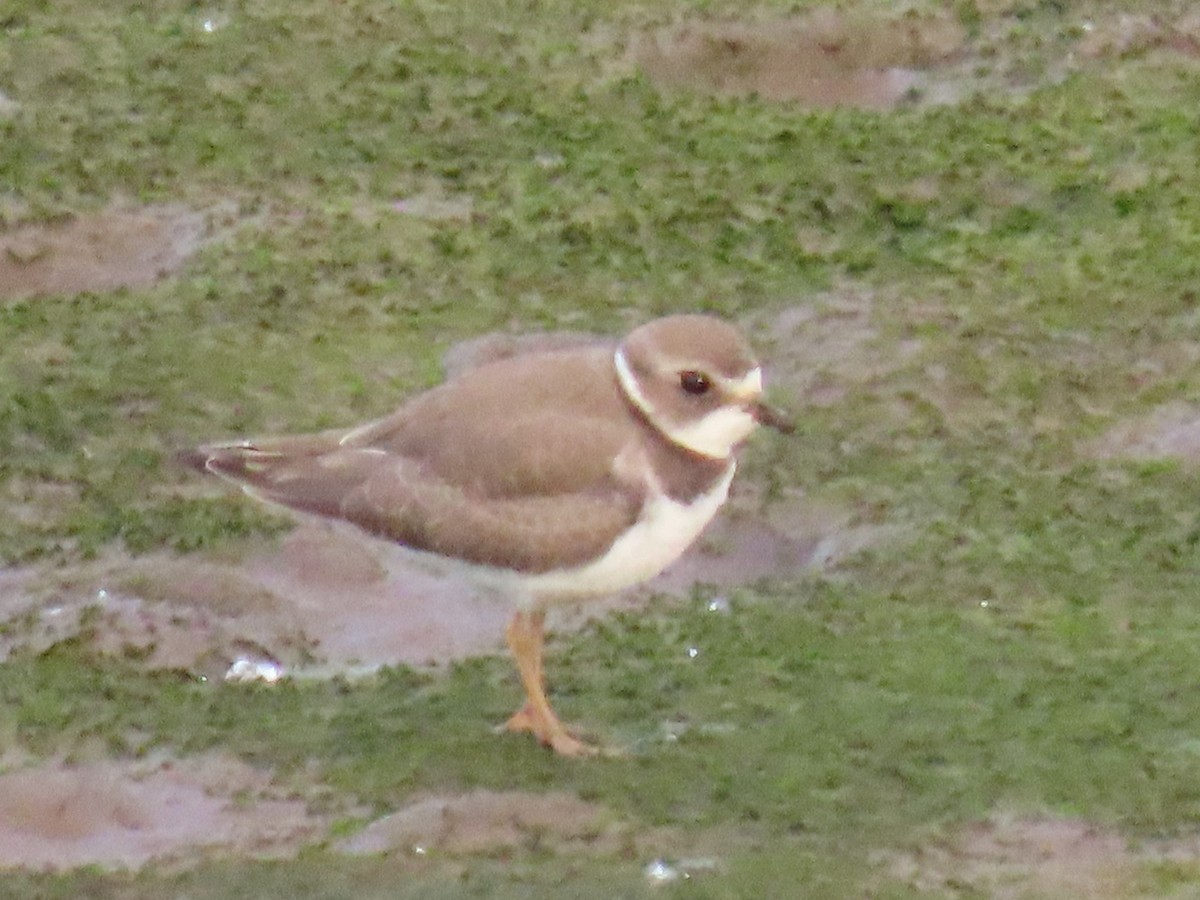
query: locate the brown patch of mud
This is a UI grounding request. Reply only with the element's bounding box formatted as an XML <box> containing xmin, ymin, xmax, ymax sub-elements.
<box><xmin>242</xmin><ymin>525</ymin><xmax>514</xmax><ymax>668</ymax></box>
<box><xmin>882</xmin><ymin>813</ymin><xmax>1200</xmax><ymax>898</ymax></box>
<box><xmin>0</xmin><ymin>523</ymin><xmax>514</xmax><ymax>676</ymax></box>
<box><xmin>1078</xmin><ymin>11</ymin><xmax>1200</xmax><ymax>60</ymax></box>
<box><xmin>630</xmin><ymin>7</ymin><xmax>1200</xmax><ymax>111</ymax></box>
<box><xmin>751</xmin><ymin>288</ymin><xmax>923</xmax><ymax>408</ymax></box>
<box><xmin>0</xmin><ymin>204</ymin><xmax>208</xmax><ymax>301</ymax></box>
<box><xmin>338</xmin><ymin>790</ymin><xmax>618</xmax><ymax>857</ymax></box>
<box><xmin>0</xmin><ymin>753</ymin><xmax>330</xmax><ymax>872</ymax></box>
<box><xmin>338</xmin><ymin>789</ymin><xmax>763</xmax><ymax>884</ymax></box>
<box><xmin>1085</xmin><ymin>402</ymin><xmax>1200</xmax><ymax>464</ymax></box>
<box><xmin>0</xmin><ymin>557</ymin><xmax>309</xmax><ymax>678</ymax></box>
<box><xmin>631</xmin><ymin>8</ymin><xmax>965</xmax><ymax>109</ymax></box>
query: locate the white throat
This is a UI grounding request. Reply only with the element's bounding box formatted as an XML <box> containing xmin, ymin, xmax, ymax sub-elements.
<box><xmin>614</xmin><ymin>348</ymin><xmax>758</xmax><ymax>459</ymax></box>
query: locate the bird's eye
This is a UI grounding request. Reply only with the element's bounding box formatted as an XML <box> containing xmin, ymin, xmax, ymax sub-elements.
<box><xmin>679</xmin><ymin>371</ymin><xmax>711</xmax><ymax>396</ymax></box>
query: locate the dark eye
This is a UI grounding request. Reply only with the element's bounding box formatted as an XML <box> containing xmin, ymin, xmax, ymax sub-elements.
<box><xmin>679</xmin><ymin>371</ymin><xmax>711</xmax><ymax>396</ymax></box>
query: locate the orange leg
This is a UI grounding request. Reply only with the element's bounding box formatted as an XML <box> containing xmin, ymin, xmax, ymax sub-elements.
<box><xmin>501</xmin><ymin>609</ymin><xmax>596</xmax><ymax>757</ymax></box>
<box><xmin>502</xmin><ymin>609</ymin><xmax>545</xmax><ymax>733</ymax></box>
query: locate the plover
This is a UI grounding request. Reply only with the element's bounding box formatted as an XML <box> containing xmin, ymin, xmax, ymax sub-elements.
<box><xmin>185</xmin><ymin>314</ymin><xmax>790</xmax><ymax>756</ymax></box>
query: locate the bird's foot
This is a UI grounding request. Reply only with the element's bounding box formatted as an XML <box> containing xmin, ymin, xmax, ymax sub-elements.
<box><xmin>497</xmin><ymin>705</ymin><xmax>604</xmax><ymax>757</ymax></box>
<box><xmin>542</xmin><ymin>726</ymin><xmax>599</xmax><ymax>758</ymax></box>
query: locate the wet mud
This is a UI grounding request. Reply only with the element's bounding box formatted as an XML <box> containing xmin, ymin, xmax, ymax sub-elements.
<box><xmin>0</xmin><ymin>753</ymin><xmax>330</xmax><ymax>872</ymax></box>
<box><xmin>0</xmin><ymin>205</ymin><xmax>210</xmax><ymax>302</ymax></box>
<box><xmin>885</xmin><ymin>813</ymin><xmax>1200</xmax><ymax>898</ymax></box>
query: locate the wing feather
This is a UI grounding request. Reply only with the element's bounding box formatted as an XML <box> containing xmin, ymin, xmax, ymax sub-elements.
<box><xmin>186</xmin><ymin>345</ymin><xmax>649</xmax><ymax>571</ymax></box>
<box><xmin>342</xmin><ymin>458</ymin><xmax>639</xmax><ymax>572</ymax></box>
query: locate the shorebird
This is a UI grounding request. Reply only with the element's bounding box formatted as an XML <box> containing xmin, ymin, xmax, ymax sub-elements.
<box><xmin>185</xmin><ymin>314</ymin><xmax>790</xmax><ymax>756</ymax></box>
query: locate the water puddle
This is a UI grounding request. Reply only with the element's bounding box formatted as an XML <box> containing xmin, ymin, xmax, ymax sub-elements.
<box><xmin>0</xmin><ymin>524</ymin><xmax>513</xmax><ymax>677</ymax></box>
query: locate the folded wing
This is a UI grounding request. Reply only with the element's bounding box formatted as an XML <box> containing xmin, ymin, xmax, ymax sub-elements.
<box><xmin>187</xmin><ymin>348</ymin><xmax>647</xmax><ymax>574</ymax></box>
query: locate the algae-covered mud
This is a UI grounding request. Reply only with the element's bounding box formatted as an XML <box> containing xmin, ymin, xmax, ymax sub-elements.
<box><xmin>4</xmin><ymin>0</ymin><xmax>1200</xmax><ymax>896</ymax></box>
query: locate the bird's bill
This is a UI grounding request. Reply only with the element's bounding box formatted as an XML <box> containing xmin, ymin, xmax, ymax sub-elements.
<box><xmin>751</xmin><ymin>400</ymin><xmax>794</xmax><ymax>434</ymax></box>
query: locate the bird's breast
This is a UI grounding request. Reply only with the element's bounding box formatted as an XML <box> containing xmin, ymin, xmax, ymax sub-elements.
<box><xmin>522</xmin><ymin>460</ymin><xmax>736</xmax><ymax>600</ymax></box>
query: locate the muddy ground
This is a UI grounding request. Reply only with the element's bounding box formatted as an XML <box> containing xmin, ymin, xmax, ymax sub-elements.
<box><xmin>5</xmin><ymin>4</ymin><xmax>1200</xmax><ymax>894</ymax></box>
<box><xmin>4</xmin><ymin>208</ymin><xmax>1198</xmax><ymax>888</ymax></box>
<box><xmin>0</xmin><ymin>201</ymin><xmax>899</xmax><ymax>878</ymax></box>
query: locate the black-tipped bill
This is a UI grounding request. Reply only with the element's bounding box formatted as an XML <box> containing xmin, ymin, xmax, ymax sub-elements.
<box><xmin>751</xmin><ymin>401</ymin><xmax>794</xmax><ymax>434</ymax></box>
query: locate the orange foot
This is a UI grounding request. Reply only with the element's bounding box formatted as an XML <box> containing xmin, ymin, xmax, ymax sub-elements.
<box><xmin>503</xmin><ymin>609</ymin><xmax>615</xmax><ymax>757</ymax></box>
<box><xmin>499</xmin><ymin>703</ymin><xmax>599</xmax><ymax>757</ymax></box>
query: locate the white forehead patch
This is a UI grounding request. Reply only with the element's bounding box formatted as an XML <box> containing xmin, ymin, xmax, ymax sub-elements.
<box><xmin>720</xmin><ymin>366</ymin><xmax>762</xmax><ymax>399</ymax></box>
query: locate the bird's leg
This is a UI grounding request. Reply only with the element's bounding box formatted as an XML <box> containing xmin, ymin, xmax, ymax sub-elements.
<box><xmin>502</xmin><ymin>609</ymin><xmax>595</xmax><ymax>757</ymax></box>
<box><xmin>502</xmin><ymin>609</ymin><xmax>545</xmax><ymax>734</ymax></box>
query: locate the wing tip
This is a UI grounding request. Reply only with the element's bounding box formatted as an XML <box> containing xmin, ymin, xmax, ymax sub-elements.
<box><xmin>175</xmin><ymin>440</ymin><xmax>272</xmax><ymax>478</ymax></box>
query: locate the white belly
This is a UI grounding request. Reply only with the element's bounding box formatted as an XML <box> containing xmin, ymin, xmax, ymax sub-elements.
<box><xmin>523</xmin><ymin>462</ymin><xmax>736</xmax><ymax>600</ymax></box>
